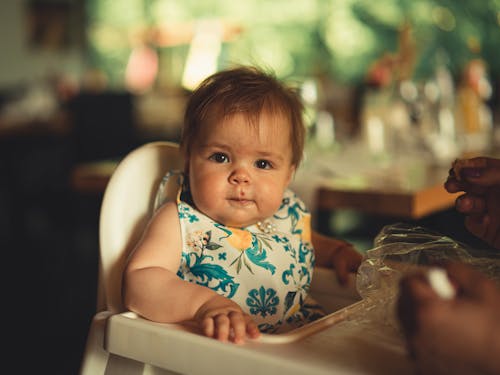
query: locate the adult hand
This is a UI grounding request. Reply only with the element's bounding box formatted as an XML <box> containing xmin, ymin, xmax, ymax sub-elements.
<box><xmin>194</xmin><ymin>294</ymin><xmax>260</xmax><ymax>344</ymax></box>
<box><xmin>397</xmin><ymin>262</ymin><xmax>500</xmax><ymax>375</ymax></box>
<box><xmin>445</xmin><ymin>157</ymin><xmax>500</xmax><ymax>249</ymax></box>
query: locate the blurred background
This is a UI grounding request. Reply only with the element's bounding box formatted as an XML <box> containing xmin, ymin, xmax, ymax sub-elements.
<box><xmin>1</xmin><ymin>0</ymin><xmax>499</xmax><ymax>373</ymax></box>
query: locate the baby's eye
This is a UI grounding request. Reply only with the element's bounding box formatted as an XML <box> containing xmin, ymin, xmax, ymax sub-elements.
<box><xmin>209</xmin><ymin>152</ymin><xmax>229</xmax><ymax>163</ymax></box>
<box><xmin>255</xmin><ymin>159</ymin><xmax>272</xmax><ymax>169</ymax></box>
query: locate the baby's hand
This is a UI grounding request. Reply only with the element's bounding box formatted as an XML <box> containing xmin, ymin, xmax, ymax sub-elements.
<box><xmin>330</xmin><ymin>241</ymin><xmax>363</xmax><ymax>286</ymax></box>
<box><xmin>194</xmin><ymin>294</ymin><xmax>260</xmax><ymax>344</ymax></box>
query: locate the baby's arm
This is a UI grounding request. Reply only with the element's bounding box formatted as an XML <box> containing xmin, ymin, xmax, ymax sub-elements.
<box><xmin>123</xmin><ymin>202</ymin><xmax>260</xmax><ymax>343</ymax></box>
<box><xmin>311</xmin><ymin>230</ymin><xmax>362</xmax><ymax>285</ymax></box>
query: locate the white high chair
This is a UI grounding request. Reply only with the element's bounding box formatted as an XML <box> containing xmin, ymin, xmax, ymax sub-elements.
<box><xmin>80</xmin><ymin>141</ymin><xmax>413</xmax><ymax>375</ymax></box>
<box><xmin>80</xmin><ymin>141</ymin><xmax>184</xmax><ymax>374</ymax></box>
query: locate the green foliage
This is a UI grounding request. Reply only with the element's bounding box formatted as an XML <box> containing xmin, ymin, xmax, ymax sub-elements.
<box><xmin>86</xmin><ymin>0</ymin><xmax>500</xmax><ymax>86</ymax></box>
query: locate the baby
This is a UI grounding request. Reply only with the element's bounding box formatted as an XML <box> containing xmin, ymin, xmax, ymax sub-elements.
<box><xmin>123</xmin><ymin>66</ymin><xmax>362</xmax><ymax>343</ymax></box>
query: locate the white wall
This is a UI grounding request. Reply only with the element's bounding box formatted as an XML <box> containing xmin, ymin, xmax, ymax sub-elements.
<box><xmin>0</xmin><ymin>0</ymin><xmax>84</xmax><ymax>88</ymax></box>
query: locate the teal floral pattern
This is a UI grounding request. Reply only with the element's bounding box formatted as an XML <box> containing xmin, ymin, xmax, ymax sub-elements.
<box><xmin>246</xmin><ymin>286</ymin><xmax>279</xmax><ymax>317</ymax></box>
<box><xmin>176</xmin><ymin>189</ymin><xmax>319</xmax><ymax>333</ymax></box>
<box><xmin>177</xmin><ymin>230</ymin><xmax>239</xmax><ymax>298</ymax></box>
<box><xmin>274</xmin><ymin>194</ymin><xmax>309</xmax><ymax>236</ymax></box>
<box><xmin>178</xmin><ymin>204</ymin><xmax>199</xmax><ymax>223</ymax></box>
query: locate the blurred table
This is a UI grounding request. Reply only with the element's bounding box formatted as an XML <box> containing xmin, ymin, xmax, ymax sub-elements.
<box><xmin>72</xmin><ymin>150</ymin><xmax>460</xmax><ymax>217</ymax></box>
<box><xmin>70</xmin><ymin>160</ymin><xmax>118</xmax><ymax>194</ymax></box>
<box><xmin>0</xmin><ymin>111</ymin><xmax>70</xmax><ymax>138</ymax></box>
<box><xmin>290</xmin><ymin>146</ymin><xmax>462</xmax><ymax>235</ymax></box>
<box><xmin>315</xmin><ymin>165</ymin><xmax>458</xmax><ymax>219</ymax></box>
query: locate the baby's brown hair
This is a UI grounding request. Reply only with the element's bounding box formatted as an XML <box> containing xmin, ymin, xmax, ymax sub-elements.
<box><xmin>180</xmin><ymin>66</ymin><xmax>305</xmax><ymax>167</ymax></box>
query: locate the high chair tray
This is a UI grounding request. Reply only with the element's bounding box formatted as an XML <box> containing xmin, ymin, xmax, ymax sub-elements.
<box><xmin>105</xmin><ymin>301</ymin><xmax>413</xmax><ymax>375</ymax></box>
<box><xmin>111</xmin><ymin>298</ymin><xmax>364</xmax><ymax>345</ymax></box>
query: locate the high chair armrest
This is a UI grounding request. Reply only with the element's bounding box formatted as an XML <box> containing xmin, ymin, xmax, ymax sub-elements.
<box><xmin>80</xmin><ymin>311</ymin><xmax>114</xmax><ymax>375</ymax></box>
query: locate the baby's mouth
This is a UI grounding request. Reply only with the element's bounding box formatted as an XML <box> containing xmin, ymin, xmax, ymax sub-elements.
<box><xmin>228</xmin><ymin>197</ymin><xmax>253</xmax><ymax>205</ymax></box>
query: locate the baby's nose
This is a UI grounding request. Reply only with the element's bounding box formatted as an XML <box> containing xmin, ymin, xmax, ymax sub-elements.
<box><xmin>230</xmin><ymin>169</ymin><xmax>250</xmax><ymax>184</ymax></box>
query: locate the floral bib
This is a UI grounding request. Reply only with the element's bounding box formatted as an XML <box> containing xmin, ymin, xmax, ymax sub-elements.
<box><xmin>176</xmin><ymin>189</ymin><xmax>323</xmax><ymax>333</ymax></box>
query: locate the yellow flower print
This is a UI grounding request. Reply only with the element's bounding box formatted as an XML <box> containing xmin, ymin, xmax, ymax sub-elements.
<box><xmin>296</xmin><ymin>214</ymin><xmax>311</xmax><ymax>242</ymax></box>
<box><xmin>227</xmin><ymin>227</ymin><xmax>253</xmax><ymax>251</ymax></box>
<box><xmin>225</xmin><ymin>227</ymin><xmax>276</xmax><ymax>275</ymax></box>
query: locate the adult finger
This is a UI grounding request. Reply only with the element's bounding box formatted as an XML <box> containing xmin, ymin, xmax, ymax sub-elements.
<box><xmin>445</xmin><ymin>262</ymin><xmax>497</xmax><ymax>299</ymax></box>
<box><xmin>464</xmin><ymin>214</ymin><xmax>489</xmax><ymax>242</ymax></box>
<box><xmin>482</xmin><ymin>215</ymin><xmax>500</xmax><ymax>250</ymax></box>
<box><xmin>444</xmin><ymin>177</ymin><xmax>487</xmax><ymax>195</ymax></box>
<box><xmin>444</xmin><ymin>176</ymin><xmax>466</xmax><ymax>193</ymax></box>
<box><xmin>401</xmin><ymin>273</ymin><xmax>439</xmax><ymax>302</ymax></box>
<box><xmin>461</xmin><ymin>157</ymin><xmax>500</xmax><ymax>186</ymax></box>
<box><xmin>397</xmin><ymin>273</ymin><xmax>437</xmax><ymax>337</ymax></box>
<box><xmin>455</xmin><ymin>194</ymin><xmax>486</xmax><ymax>214</ymax></box>
<box><xmin>444</xmin><ymin>262</ymin><xmax>477</xmax><ymax>286</ymax></box>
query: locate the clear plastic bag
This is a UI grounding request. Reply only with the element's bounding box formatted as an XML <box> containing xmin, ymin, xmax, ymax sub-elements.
<box><xmin>350</xmin><ymin>223</ymin><xmax>500</xmax><ymax>332</ymax></box>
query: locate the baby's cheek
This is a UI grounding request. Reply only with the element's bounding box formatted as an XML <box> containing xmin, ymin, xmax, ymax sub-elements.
<box><xmin>265</xmin><ymin>194</ymin><xmax>284</xmax><ymax>215</ymax></box>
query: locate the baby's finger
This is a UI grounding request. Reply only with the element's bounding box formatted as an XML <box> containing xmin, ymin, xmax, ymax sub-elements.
<box><xmin>228</xmin><ymin>311</ymin><xmax>246</xmax><ymax>344</ymax></box>
<box><xmin>214</xmin><ymin>314</ymin><xmax>231</xmax><ymax>342</ymax></box>
<box><xmin>245</xmin><ymin>316</ymin><xmax>261</xmax><ymax>339</ymax></box>
<box><xmin>200</xmin><ymin>317</ymin><xmax>215</xmax><ymax>338</ymax></box>
<box><xmin>334</xmin><ymin>257</ymin><xmax>349</xmax><ymax>285</ymax></box>
<box><xmin>349</xmin><ymin>252</ymin><xmax>363</xmax><ymax>271</ymax></box>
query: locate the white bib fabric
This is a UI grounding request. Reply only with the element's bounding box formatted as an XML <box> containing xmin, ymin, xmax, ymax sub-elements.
<box><xmin>176</xmin><ymin>189</ymin><xmax>324</xmax><ymax>333</ymax></box>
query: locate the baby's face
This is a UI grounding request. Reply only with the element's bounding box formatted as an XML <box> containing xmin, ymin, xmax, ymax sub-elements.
<box><xmin>188</xmin><ymin>112</ymin><xmax>295</xmax><ymax>228</ymax></box>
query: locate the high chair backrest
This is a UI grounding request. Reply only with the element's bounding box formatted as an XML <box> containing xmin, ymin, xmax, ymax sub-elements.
<box><xmin>98</xmin><ymin>141</ymin><xmax>183</xmax><ymax>312</ymax></box>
